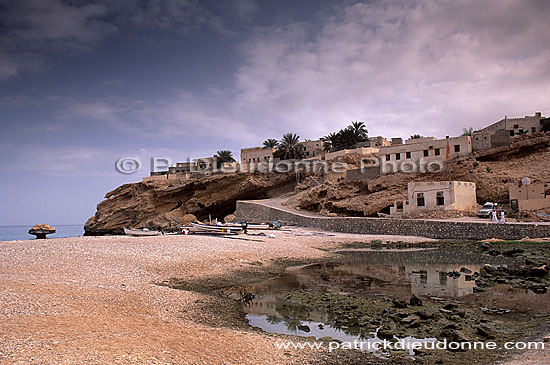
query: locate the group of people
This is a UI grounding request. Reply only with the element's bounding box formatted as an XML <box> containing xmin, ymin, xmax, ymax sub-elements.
<box><xmin>491</xmin><ymin>209</ymin><xmax>506</xmax><ymax>223</ymax></box>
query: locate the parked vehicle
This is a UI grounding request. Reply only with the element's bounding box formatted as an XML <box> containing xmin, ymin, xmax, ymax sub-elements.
<box><xmin>477</xmin><ymin>202</ymin><xmax>498</xmax><ymax>218</ymax></box>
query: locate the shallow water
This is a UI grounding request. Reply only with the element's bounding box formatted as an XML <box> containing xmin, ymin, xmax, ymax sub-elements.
<box><xmin>236</xmin><ymin>248</ymin><xmax>549</xmax><ymax>342</ymax></box>
<box><xmin>0</xmin><ymin>225</ymin><xmax>84</xmax><ymax>242</ymax></box>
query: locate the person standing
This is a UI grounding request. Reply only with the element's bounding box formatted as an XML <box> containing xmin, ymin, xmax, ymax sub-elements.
<box><xmin>500</xmin><ymin>211</ymin><xmax>506</xmax><ymax>223</ymax></box>
<box><xmin>492</xmin><ymin>209</ymin><xmax>498</xmax><ymax>223</ymax></box>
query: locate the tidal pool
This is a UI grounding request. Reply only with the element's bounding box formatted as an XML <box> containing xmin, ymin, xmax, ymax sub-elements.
<box><xmin>234</xmin><ymin>248</ymin><xmax>549</xmax><ymax>345</ymax></box>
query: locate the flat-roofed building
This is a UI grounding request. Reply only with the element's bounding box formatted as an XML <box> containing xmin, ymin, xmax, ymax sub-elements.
<box><xmin>472</xmin><ymin>112</ymin><xmax>545</xmax><ymax>151</ymax></box>
<box><xmin>240</xmin><ymin>147</ymin><xmax>275</xmax><ymax>164</ymax></box>
<box><xmin>509</xmin><ymin>181</ymin><xmax>550</xmax><ymax>212</ymax></box>
<box><xmin>379</xmin><ymin>135</ymin><xmax>472</xmax><ymax>174</ymax></box>
<box><xmin>390</xmin><ymin>181</ymin><xmax>477</xmax><ymax>215</ymax></box>
<box><xmin>298</xmin><ymin>139</ymin><xmax>324</xmax><ymax>158</ymax></box>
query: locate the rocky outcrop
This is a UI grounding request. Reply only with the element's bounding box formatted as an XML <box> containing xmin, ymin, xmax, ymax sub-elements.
<box><xmin>84</xmin><ymin>172</ymin><xmax>296</xmax><ymax>235</ymax></box>
<box><xmin>28</xmin><ymin>224</ymin><xmax>56</xmax><ymax>239</ymax></box>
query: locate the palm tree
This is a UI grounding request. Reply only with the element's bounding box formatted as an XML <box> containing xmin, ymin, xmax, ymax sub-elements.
<box><xmin>462</xmin><ymin>127</ymin><xmax>474</xmax><ymax>136</ymax></box>
<box><xmin>275</xmin><ymin>133</ymin><xmax>303</xmax><ymax>160</ymax></box>
<box><xmin>321</xmin><ymin>132</ymin><xmax>339</xmax><ymax>153</ymax></box>
<box><xmin>410</xmin><ymin>134</ymin><xmax>423</xmax><ymax>139</ymax></box>
<box><xmin>335</xmin><ymin>126</ymin><xmax>358</xmax><ymax>149</ymax></box>
<box><xmin>350</xmin><ymin>121</ymin><xmax>368</xmax><ymax>142</ymax></box>
<box><xmin>214</xmin><ymin>150</ymin><xmax>235</xmax><ymax>166</ymax></box>
<box><xmin>262</xmin><ymin>138</ymin><xmax>278</xmax><ymax>149</ymax></box>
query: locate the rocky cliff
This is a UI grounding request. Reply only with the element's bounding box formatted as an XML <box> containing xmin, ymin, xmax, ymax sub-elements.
<box><xmin>84</xmin><ymin>172</ymin><xmax>296</xmax><ymax>235</ymax></box>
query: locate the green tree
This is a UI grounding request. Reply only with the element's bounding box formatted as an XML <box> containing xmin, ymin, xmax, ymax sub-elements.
<box><xmin>274</xmin><ymin>133</ymin><xmax>303</xmax><ymax>160</ymax></box>
<box><xmin>350</xmin><ymin>121</ymin><xmax>368</xmax><ymax>142</ymax></box>
<box><xmin>214</xmin><ymin>150</ymin><xmax>235</xmax><ymax>166</ymax></box>
<box><xmin>321</xmin><ymin>132</ymin><xmax>339</xmax><ymax>152</ymax></box>
<box><xmin>462</xmin><ymin>127</ymin><xmax>474</xmax><ymax>136</ymax></box>
<box><xmin>262</xmin><ymin>138</ymin><xmax>278</xmax><ymax>149</ymax></box>
<box><xmin>410</xmin><ymin>134</ymin><xmax>423</xmax><ymax>139</ymax></box>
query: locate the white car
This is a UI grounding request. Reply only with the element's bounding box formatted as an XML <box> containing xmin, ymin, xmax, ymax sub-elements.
<box><xmin>477</xmin><ymin>202</ymin><xmax>498</xmax><ymax>218</ymax></box>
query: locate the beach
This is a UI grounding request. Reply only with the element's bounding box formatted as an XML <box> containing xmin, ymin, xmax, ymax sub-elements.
<box><xmin>1</xmin><ymin>230</ymin><xmax>549</xmax><ymax>364</ymax></box>
<box><xmin>0</xmin><ymin>229</ymin><xmax>431</xmax><ymax>364</ymax></box>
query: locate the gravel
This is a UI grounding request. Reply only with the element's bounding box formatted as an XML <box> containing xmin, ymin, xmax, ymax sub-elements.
<box><xmin>0</xmin><ymin>228</ymin><xmax>432</xmax><ymax>364</ymax></box>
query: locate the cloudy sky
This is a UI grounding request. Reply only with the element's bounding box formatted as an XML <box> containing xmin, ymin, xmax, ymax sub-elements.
<box><xmin>1</xmin><ymin>0</ymin><xmax>549</xmax><ymax>226</ymax></box>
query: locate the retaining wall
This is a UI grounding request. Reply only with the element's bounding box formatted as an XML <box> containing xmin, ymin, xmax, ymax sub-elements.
<box><xmin>234</xmin><ymin>201</ymin><xmax>550</xmax><ymax>240</ymax></box>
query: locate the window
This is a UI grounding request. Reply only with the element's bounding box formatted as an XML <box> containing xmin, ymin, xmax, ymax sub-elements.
<box><xmin>417</xmin><ymin>193</ymin><xmax>425</xmax><ymax>207</ymax></box>
<box><xmin>509</xmin><ymin>130</ymin><xmax>515</xmax><ymax>136</ymax></box>
<box><xmin>439</xmin><ymin>271</ymin><xmax>448</xmax><ymax>286</ymax></box>
<box><xmin>306</xmin><ymin>152</ymin><xmax>310</xmax><ymax>156</ymax></box>
<box><xmin>436</xmin><ymin>191</ymin><xmax>445</xmax><ymax>206</ymax></box>
<box><xmin>514</xmin><ymin>124</ymin><xmax>519</xmax><ymax>129</ymax></box>
<box><xmin>396</xmin><ymin>153</ymin><xmax>401</xmax><ymax>160</ymax></box>
<box><xmin>532</xmin><ymin>127</ymin><xmax>537</xmax><ymax>133</ymax></box>
<box><xmin>435</xmin><ymin>148</ymin><xmax>440</xmax><ymax>156</ymax></box>
<box><xmin>406</xmin><ymin>152</ymin><xmax>411</xmax><ymax>159</ymax></box>
<box><xmin>396</xmin><ymin>202</ymin><xmax>403</xmax><ymax>212</ymax></box>
<box><xmin>454</xmin><ymin>144</ymin><xmax>460</xmax><ymax>152</ymax></box>
<box><xmin>423</xmin><ymin>150</ymin><xmax>429</xmax><ymax>157</ymax></box>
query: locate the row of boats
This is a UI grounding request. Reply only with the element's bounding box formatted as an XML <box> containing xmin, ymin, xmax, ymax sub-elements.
<box><xmin>123</xmin><ymin>222</ymin><xmax>275</xmax><ymax>237</ymax></box>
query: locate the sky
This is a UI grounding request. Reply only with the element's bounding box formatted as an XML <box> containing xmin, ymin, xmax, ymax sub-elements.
<box><xmin>1</xmin><ymin>0</ymin><xmax>550</xmax><ymax>226</ymax></box>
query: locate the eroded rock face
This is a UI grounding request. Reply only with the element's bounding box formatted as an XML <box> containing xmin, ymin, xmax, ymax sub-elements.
<box><xmin>84</xmin><ymin>172</ymin><xmax>296</xmax><ymax>235</ymax></box>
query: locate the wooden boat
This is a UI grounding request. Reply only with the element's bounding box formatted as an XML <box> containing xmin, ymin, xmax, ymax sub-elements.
<box><xmin>224</xmin><ymin>222</ymin><xmax>271</xmax><ymax>230</ymax></box>
<box><xmin>123</xmin><ymin>227</ymin><xmax>162</xmax><ymax>236</ymax></box>
<box><xmin>188</xmin><ymin>222</ymin><xmax>242</xmax><ymax>235</ymax></box>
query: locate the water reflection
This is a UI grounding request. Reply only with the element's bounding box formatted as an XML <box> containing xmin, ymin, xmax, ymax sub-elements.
<box><xmin>237</xmin><ymin>249</ymin><xmax>544</xmax><ymax>342</ymax></box>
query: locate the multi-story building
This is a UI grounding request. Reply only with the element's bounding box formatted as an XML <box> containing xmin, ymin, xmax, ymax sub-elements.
<box><xmin>379</xmin><ymin>135</ymin><xmax>472</xmax><ymax>174</ymax></box>
<box><xmin>298</xmin><ymin>139</ymin><xmax>324</xmax><ymax>158</ymax></box>
<box><xmin>472</xmin><ymin>112</ymin><xmax>545</xmax><ymax>151</ymax></box>
<box><xmin>240</xmin><ymin>147</ymin><xmax>275</xmax><ymax>164</ymax></box>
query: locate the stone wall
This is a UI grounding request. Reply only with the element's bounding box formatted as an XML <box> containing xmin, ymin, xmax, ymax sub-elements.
<box><xmin>235</xmin><ymin>201</ymin><xmax>550</xmax><ymax>240</ymax></box>
<box><xmin>345</xmin><ymin>166</ymin><xmax>381</xmax><ymax>181</ymax></box>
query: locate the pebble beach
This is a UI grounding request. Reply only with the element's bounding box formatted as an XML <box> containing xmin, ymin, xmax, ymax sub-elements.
<box><xmin>0</xmin><ymin>229</ymin><xmax>433</xmax><ymax>364</ymax></box>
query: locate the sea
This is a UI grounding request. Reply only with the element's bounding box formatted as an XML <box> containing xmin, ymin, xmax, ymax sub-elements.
<box><xmin>0</xmin><ymin>225</ymin><xmax>84</xmax><ymax>242</ymax></box>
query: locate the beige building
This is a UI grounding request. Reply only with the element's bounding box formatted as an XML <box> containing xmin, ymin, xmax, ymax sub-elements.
<box><xmin>298</xmin><ymin>139</ymin><xmax>324</xmax><ymax>158</ymax></box>
<box><xmin>380</xmin><ymin>135</ymin><xmax>472</xmax><ymax>174</ymax></box>
<box><xmin>240</xmin><ymin>147</ymin><xmax>275</xmax><ymax>164</ymax></box>
<box><xmin>509</xmin><ymin>182</ymin><xmax>550</xmax><ymax>212</ymax></box>
<box><xmin>472</xmin><ymin>112</ymin><xmax>545</xmax><ymax>151</ymax></box>
<box><xmin>390</xmin><ymin>181</ymin><xmax>477</xmax><ymax>215</ymax></box>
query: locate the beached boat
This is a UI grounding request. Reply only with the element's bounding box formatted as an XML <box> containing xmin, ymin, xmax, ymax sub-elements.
<box><xmin>123</xmin><ymin>227</ymin><xmax>162</xmax><ymax>236</ymax></box>
<box><xmin>224</xmin><ymin>222</ymin><xmax>271</xmax><ymax>230</ymax></box>
<box><xmin>188</xmin><ymin>222</ymin><xmax>242</xmax><ymax>235</ymax></box>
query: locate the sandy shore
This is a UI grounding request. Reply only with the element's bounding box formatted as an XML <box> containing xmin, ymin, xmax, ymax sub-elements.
<box><xmin>0</xmin><ymin>228</ymin><xmax>432</xmax><ymax>364</ymax></box>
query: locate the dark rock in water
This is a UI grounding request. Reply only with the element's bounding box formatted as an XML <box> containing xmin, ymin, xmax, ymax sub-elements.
<box><xmin>443</xmin><ymin>303</ymin><xmax>458</xmax><ymax>310</ymax></box>
<box><xmin>298</xmin><ymin>325</ymin><xmax>311</xmax><ymax>333</ymax></box>
<box><xmin>476</xmin><ymin>325</ymin><xmax>494</xmax><ymax>339</ymax></box>
<box><xmin>528</xmin><ymin>266</ymin><xmax>549</xmax><ymax>278</ymax></box>
<box><xmin>488</xmin><ymin>250</ymin><xmax>501</xmax><ymax>256</ymax></box>
<box><xmin>377</xmin><ymin>322</ymin><xmax>396</xmax><ymax>340</ymax></box>
<box><xmin>392</xmin><ymin>299</ymin><xmax>408</xmax><ymax>308</ymax></box>
<box><xmin>401</xmin><ymin>314</ymin><xmax>420</xmax><ymax>325</ymax></box>
<box><xmin>410</xmin><ymin>295</ymin><xmax>423</xmax><ymax>306</ymax></box>
<box><xmin>318</xmin><ymin>324</ymin><xmax>324</xmax><ymax>330</ymax></box>
<box><xmin>459</xmin><ymin>267</ymin><xmax>473</xmax><ymax>274</ymax></box>
<box><xmin>503</xmin><ymin>249</ymin><xmax>524</xmax><ymax>257</ymax></box>
<box><xmin>496</xmin><ymin>278</ymin><xmax>508</xmax><ymax>284</ymax></box>
<box><xmin>416</xmin><ymin>310</ymin><xmax>436</xmax><ymax>320</ymax></box>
